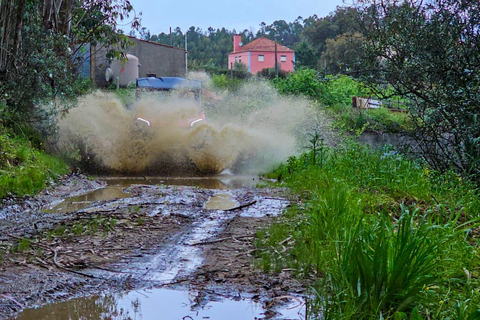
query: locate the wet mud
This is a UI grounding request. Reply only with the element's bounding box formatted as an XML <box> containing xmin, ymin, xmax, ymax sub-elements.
<box><xmin>0</xmin><ymin>174</ymin><xmax>307</xmax><ymax>319</ymax></box>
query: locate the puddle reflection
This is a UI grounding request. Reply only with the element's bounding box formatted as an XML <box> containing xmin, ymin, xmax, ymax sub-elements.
<box><xmin>16</xmin><ymin>288</ymin><xmax>305</xmax><ymax>320</ymax></box>
<box><xmin>44</xmin><ymin>176</ymin><xmax>258</xmax><ymax>214</ymax></box>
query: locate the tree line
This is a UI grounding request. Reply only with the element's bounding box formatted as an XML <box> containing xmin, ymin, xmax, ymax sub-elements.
<box><xmin>134</xmin><ymin>7</ymin><xmax>363</xmax><ymax>75</ymax></box>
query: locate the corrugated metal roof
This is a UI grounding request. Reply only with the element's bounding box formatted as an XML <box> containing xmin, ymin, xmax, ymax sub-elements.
<box><xmin>234</xmin><ymin>37</ymin><xmax>294</xmax><ymax>53</ymax></box>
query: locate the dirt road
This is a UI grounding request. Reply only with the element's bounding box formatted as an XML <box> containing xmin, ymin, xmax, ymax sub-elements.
<box><xmin>0</xmin><ymin>174</ymin><xmax>307</xmax><ymax>319</ymax></box>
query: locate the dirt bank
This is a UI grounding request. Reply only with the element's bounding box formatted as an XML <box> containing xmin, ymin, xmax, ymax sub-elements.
<box><xmin>0</xmin><ymin>174</ymin><xmax>306</xmax><ymax>319</ymax></box>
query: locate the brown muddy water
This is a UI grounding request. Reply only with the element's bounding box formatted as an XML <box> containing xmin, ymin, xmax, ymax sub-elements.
<box><xmin>11</xmin><ymin>175</ymin><xmax>305</xmax><ymax>320</ymax></box>
<box><xmin>44</xmin><ymin>175</ymin><xmax>258</xmax><ymax>213</ymax></box>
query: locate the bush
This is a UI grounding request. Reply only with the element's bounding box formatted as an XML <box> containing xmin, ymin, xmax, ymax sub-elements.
<box><xmin>210</xmin><ymin>74</ymin><xmax>244</xmax><ymax>92</ymax></box>
<box><xmin>319</xmin><ymin>74</ymin><xmax>367</xmax><ymax>106</ymax></box>
<box><xmin>272</xmin><ymin>69</ymin><xmax>368</xmax><ymax>106</ymax></box>
<box><xmin>272</xmin><ymin>68</ymin><xmax>322</xmax><ymax>99</ymax></box>
<box><xmin>332</xmin><ymin>106</ymin><xmax>414</xmax><ymax>134</ymax></box>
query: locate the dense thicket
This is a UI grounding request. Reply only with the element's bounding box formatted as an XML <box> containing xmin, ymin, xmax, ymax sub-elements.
<box><xmin>356</xmin><ymin>0</ymin><xmax>480</xmax><ymax>181</ymax></box>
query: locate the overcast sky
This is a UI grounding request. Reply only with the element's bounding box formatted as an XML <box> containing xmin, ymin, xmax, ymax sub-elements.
<box><xmin>123</xmin><ymin>0</ymin><xmax>349</xmax><ymax>35</ymax></box>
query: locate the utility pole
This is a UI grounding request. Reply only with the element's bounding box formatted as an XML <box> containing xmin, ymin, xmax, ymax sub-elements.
<box><xmin>90</xmin><ymin>43</ymin><xmax>96</xmax><ymax>88</ymax></box>
<box><xmin>185</xmin><ymin>32</ymin><xmax>188</xmax><ymax>76</ymax></box>
<box><xmin>274</xmin><ymin>37</ymin><xmax>278</xmax><ymax>78</ymax></box>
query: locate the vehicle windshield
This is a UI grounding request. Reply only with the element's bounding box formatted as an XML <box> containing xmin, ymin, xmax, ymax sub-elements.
<box><xmin>137</xmin><ymin>77</ymin><xmax>202</xmax><ymax>102</ymax></box>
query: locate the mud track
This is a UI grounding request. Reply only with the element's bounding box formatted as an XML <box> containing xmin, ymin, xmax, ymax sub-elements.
<box><xmin>0</xmin><ymin>174</ymin><xmax>307</xmax><ymax>319</ymax></box>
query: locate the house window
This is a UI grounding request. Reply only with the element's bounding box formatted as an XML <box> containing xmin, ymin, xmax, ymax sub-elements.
<box><xmin>258</xmin><ymin>55</ymin><xmax>264</xmax><ymax>62</ymax></box>
<box><xmin>280</xmin><ymin>55</ymin><xmax>287</xmax><ymax>62</ymax></box>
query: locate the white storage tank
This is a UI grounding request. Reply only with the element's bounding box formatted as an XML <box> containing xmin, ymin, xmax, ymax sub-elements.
<box><xmin>110</xmin><ymin>54</ymin><xmax>139</xmax><ymax>87</ymax></box>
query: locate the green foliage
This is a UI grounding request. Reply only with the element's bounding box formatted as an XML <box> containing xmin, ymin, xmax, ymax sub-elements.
<box><xmin>332</xmin><ymin>106</ymin><xmax>413</xmax><ymax>134</ymax></box>
<box><xmin>111</xmin><ymin>87</ymin><xmax>136</xmax><ymax>106</ymax></box>
<box><xmin>357</xmin><ymin>0</ymin><xmax>480</xmax><ymax>182</ymax></box>
<box><xmin>327</xmin><ymin>208</ymin><xmax>448</xmax><ymax>318</ymax></box>
<box><xmin>0</xmin><ymin>0</ymin><xmax>138</xmax><ymax>136</ymax></box>
<box><xmin>272</xmin><ymin>70</ymin><xmax>413</xmax><ymax>133</ymax></box>
<box><xmin>294</xmin><ymin>40</ymin><xmax>317</xmax><ymax>69</ymax></box>
<box><xmin>272</xmin><ymin>68</ymin><xmax>323</xmax><ymax>99</ymax></box>
<box><xmin>13</xmin><ymin>238</ymin><xmax>32</xmax><ymax>253</ymax></box>
<box><xmin>0</xmin><ymin>126</ymin><xmax>68</xmax><ymax>199</ymax></box>
<box><xmin>210</xmin><ymin>74</ymin><xmax>244</xmax><ymax>92</ymax></box>
<box><xmin>257</xmin><ymin>67</ymin><xmax>289</xmax><ymax>80</ymax></box>
<box><xmin>258</xmin><ymin>143</ymin><xmax>480</xmax><ymax>318</ymax></box>
<box><xmin>319</xmin><ymin>74</ymin><xmax>367</xmax><ymax>106</ymax></box>
<box><xmin>272</xmin><ymin>69</ymin><xmax>367</xmax><ymax>105</ymax></box>
<box><xmin>320</xmin><ymin>32</ymin><xmax>365</xmax><ymax>75</ymax></box>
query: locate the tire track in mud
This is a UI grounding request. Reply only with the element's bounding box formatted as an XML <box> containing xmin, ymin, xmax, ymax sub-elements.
<box><xmin>88</xmin><ymin>189</ymin><xmax>290</xmax><ymax>286</ymax></box>
<box><xmin>0</xmin><ymin>176</ymin><xmax>303</xmax><ymax>319</ymax></box>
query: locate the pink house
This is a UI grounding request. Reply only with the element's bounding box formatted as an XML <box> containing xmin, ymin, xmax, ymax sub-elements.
<box><xmin>227</xmin><ymin>35</ymin><xmax>295</xmax><ymax>74</ymax></box>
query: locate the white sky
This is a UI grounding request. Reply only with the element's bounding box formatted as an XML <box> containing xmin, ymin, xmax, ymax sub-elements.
<box><xmin>123</xmin><ymin>0</ymin><xmax>349</xmax><ymax>35</ymax></box>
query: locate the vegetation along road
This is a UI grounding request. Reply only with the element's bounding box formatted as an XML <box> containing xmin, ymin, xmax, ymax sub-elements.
<box><xmin>1</xmin><ymin>0</ymin><xmax>480</xmax><ymax>319</ymax></box>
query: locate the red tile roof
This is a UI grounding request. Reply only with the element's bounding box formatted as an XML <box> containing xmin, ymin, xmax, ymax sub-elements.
<box><xmin>235</xmin><ymin>37</ymin><xmax>293</xmax><ymax>53</ymax></box>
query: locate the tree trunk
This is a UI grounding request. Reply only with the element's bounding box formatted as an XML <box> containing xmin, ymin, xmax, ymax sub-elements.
<box><xmin>0</xmin><ymin>0</ymin><xmax>26</xmax><ymax>78</ymax></box>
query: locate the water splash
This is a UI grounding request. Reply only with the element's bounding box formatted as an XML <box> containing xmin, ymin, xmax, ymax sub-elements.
<box><xmin>57</xmin><ymin>76</ymin><xmax>332</xmax><ymax>175</ymax></box>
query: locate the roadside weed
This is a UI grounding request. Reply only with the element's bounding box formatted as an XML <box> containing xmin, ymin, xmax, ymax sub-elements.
<box><xmin>13</xmin><ymin>238</ymin><xmax>32</xmax><ymax>253</ymax></box>
<box><xmin>257</xmin><ymin>142</ymin><xmax>480</xmax><ymax>318</ymax></box>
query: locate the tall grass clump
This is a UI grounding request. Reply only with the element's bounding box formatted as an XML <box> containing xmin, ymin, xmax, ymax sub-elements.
<box><xmin>257</xmin><ymin>140</ymin><xmax>480</xmax><ymax>319</ymax></box>
<box><xmin>0</xmin><ymin>126</ymin><xmax>68</xmax><ymax>199</ymax></box>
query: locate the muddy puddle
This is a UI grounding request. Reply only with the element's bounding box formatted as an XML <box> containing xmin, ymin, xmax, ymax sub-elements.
<box><xmin>1</xmin><ymin>174</ymin><xmax>304</xmax><ymax>320</ymax></box>
<box><xmin>204</xmin><ymin>193</ymin><xmax>238</xmax><ymax>210</ymax></box>
<box><xmin>16</xmin><ymin>287</ymin><xmax>305</xmax><ymax>320</ymax></box>
<box><xmin>44</xmin><ymin>175</ymin><xmax>258</xmax><ymax>213</ymax></box>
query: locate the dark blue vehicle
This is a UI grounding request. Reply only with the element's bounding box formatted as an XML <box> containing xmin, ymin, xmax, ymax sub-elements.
<box><xmin>136</xmin><ymin>76</ymin><xmax>202</xmax><ymax>102</ymax></box>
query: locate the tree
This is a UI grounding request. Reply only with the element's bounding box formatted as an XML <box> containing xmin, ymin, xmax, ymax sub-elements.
<box><xmin>0</xmin><ymin>0</ymin><xmax>139</xmax><ymax>126</ymax></box>
<box><xmin>356</xmin><ymin>0</ymin><xmax>480</xmax><ymax>180</ymax></box>
<box><xmin>294</xmin><ymin>40</ymin><xmax>317</xmax><ymax>69</ymax></box>
<box><xmin>320</xmin><ymin>32</ymin><xmax>364</xmax><ymax>75</ymax></box>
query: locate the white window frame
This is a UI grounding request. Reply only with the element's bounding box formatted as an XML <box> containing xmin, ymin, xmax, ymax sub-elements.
<box><xmin>258</xmin><ymin>55</ymin><xmax>264</xmax><ymax>62</ymax></box>
<box><xmin>280</xmin><ymin>55</ymin><xmax>287</xmax><ymax>62</ymax></box>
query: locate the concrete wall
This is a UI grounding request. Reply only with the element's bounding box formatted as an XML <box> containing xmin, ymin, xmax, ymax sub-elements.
<box><xmin>93</xmin><ymin>36</ymin><xmax>186</xmax><ymax>88</ymax></box>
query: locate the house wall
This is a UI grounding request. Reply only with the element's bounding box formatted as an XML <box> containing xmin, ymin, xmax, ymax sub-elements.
<box><xmin>227</xmin><ymin>51</ymin><xmax>251</xmax><ymax>72</ymax></box>
<box><xmin>92</xmin><ymin>37</ymin><xmax>186</xmax><ymax>88</ymax></box>
<box><xmin>249</xmin><ymin>51</ymin><xmax>295</xmax><ymax>74</ymax></box>
<box><xmin>227</xmin><ymin>50</ymin><xmax>295</xmax><ymax>74</ymax></box>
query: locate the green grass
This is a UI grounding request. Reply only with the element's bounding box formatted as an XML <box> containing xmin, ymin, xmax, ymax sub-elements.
<box><xmin>109</xmin><ymin>87</ymin><xmax>136</xmax><ymax>106</ymax></box>
<box><xmin>256</xmin><ymin>142</ymin><xmax>480</xmax><ymax>319</ymax></box>
<box><xmin>327</xmin><ymin>105</ymin><xmax>414</xmax><ymax>134</ymax></box>
<box><xmin>0</xmin><ymin>126</ymin><xmax>68</xmax><ymax>199</ymax></box>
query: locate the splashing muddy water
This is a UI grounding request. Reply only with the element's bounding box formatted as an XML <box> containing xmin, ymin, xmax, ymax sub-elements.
<box><xmin>57</xmin><ymin>78</ymin><xmax>331</xmax><ymax>175</ymax></box>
